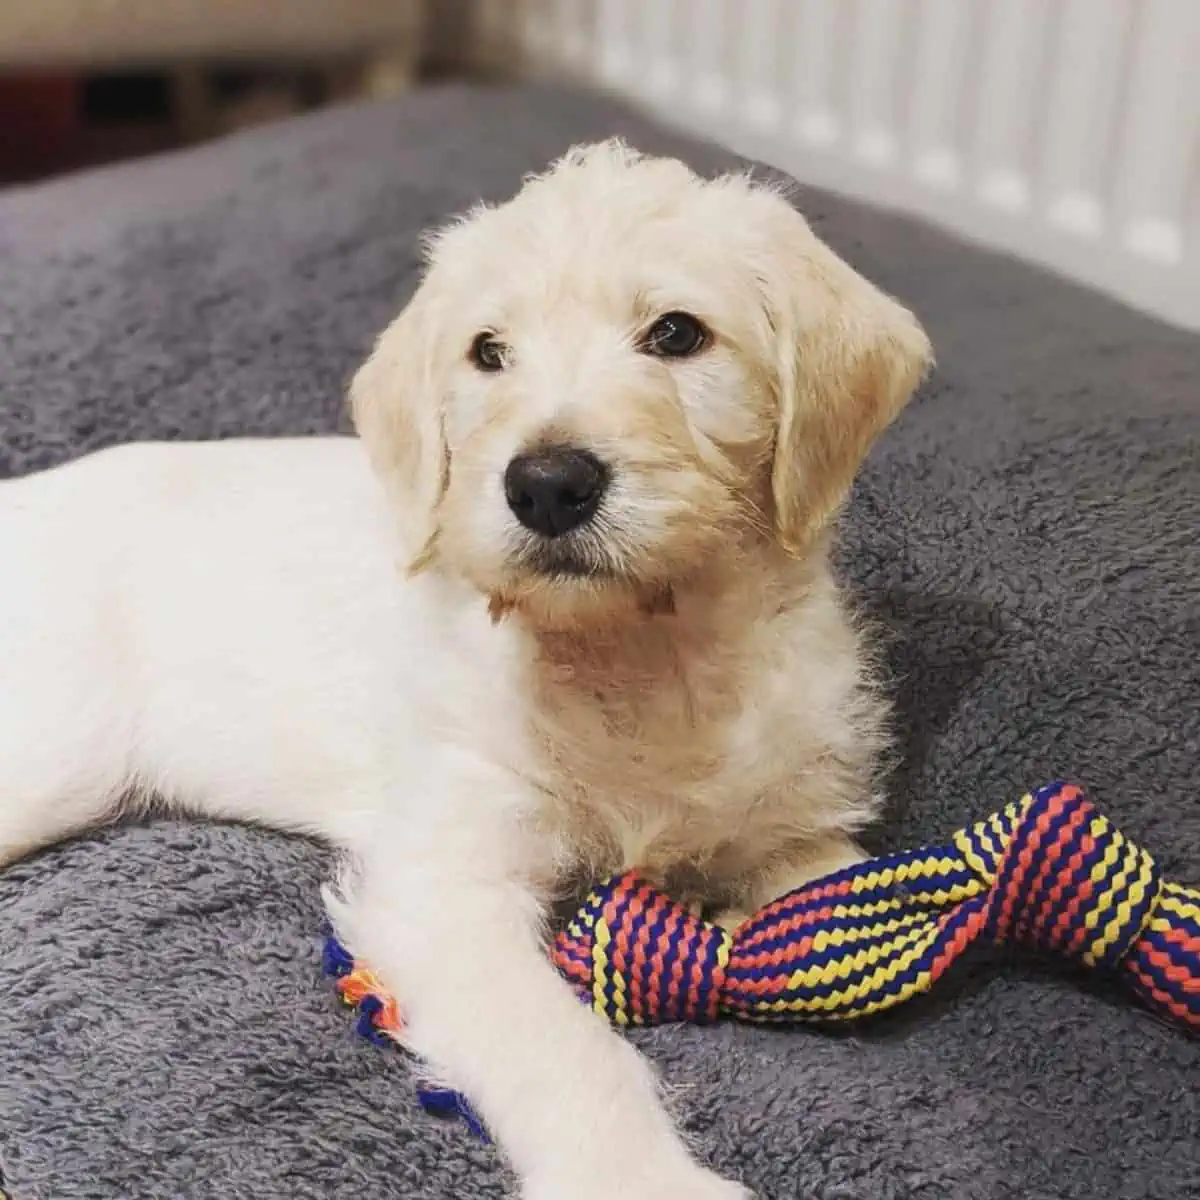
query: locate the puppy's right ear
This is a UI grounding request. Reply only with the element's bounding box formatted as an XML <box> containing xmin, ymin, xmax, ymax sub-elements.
<box><xmin>350</xmin><ymin>284</ymin><xmax>449</xmax><ymax>572</ymax></box>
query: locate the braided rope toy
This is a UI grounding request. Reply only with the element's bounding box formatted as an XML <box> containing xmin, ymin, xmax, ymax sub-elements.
<box><xmin>323</xmin><ymin>781</ymin><xmax>1199</xmax><ymax>1137</ymax></box>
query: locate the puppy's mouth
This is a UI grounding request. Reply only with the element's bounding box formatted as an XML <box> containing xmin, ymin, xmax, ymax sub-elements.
<box><xmin>491</xmin><ymin>538</ymin><xmax>676</xmax><ymax>624</ymax></box>
<box><xmin>522</xmin><ymin>537</ymin><xmax>614</xmax><ymax>580</ymax></box>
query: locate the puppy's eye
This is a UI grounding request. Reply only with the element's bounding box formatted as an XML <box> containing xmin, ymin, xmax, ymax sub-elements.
<box><xmin>641</xmin><ymin>311</ymin><xmax>708</xmax><ymax>358</ymax></box>
<box><xmin>470</xmin><ymin>332</ymin><xmax>508</xmax><ymax>372</ymax></box>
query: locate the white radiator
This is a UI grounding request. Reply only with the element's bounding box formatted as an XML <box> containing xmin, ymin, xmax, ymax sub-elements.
<box><xmin>465</xmin><ymin>0</ymin><xmax>1200</xmax><ymax>332</ymax></box>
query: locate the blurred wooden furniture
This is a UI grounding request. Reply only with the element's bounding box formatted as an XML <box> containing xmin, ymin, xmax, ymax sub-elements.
<box><xmin>0</xmin><ymin>1</ymin><xmax>427</xmax><ymax>141</ymax></box>
<box><xmin>0</xmin><ymin>1</ymin><xmax>426</xmax><ymax>71</ymax></box>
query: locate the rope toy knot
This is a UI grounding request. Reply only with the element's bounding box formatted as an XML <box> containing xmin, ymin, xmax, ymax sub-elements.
<box><xmin>549</xmin><ymin>782</ymin><xmax>1198</xmax><ymax>1030</ymax></box>
<box><xmin>956</xmin><ymin>783</ymin><xmax>1161</xmax><ymax>969</ymax></box>
<box><xmin>554</xmin><ymin>871</ymin><xmax>733</xmax><ymax>1024</ymax></box>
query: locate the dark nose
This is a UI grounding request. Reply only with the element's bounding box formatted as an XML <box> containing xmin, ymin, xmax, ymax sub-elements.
<box><xmin>504</xmin><ymin>447</ymin><xmax>608</xmax><ymax>538</ymax></box>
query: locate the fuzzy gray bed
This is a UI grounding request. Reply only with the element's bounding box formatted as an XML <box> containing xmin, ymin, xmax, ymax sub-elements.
<box><xmin>0</xmin><ymin>83</ymin><xmax>1196</xmax><ymax>1200</ymax></box>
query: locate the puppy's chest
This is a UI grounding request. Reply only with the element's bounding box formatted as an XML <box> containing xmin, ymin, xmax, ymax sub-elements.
<box><xmin>522</xmin><ymin>647</ymin><xmax>767</xmax><ymax>874</ymax></box>
<box><xmin>536</xmin><ymin>674</ymin><xmax>722</xmax><ymax>786</ymax></box>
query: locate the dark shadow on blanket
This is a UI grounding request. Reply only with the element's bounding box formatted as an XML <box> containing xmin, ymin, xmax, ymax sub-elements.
<box><xmin>856</xmin><ymin>588</ymin><xmax>1006</xmax><ymax>855</ymax></box>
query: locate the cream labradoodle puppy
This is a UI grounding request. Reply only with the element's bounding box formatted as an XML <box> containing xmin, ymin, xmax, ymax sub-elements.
<box><xmin>0</xmin><ymin>142</ymin><xmax>931</xmax><ymax>1198</ymax></box>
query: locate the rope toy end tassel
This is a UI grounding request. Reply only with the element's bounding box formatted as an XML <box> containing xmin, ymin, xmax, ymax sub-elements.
<box><xmin>322</xmin><ymin>931</ymin><xmax>491</xmax><ymax>1142</ymax></box>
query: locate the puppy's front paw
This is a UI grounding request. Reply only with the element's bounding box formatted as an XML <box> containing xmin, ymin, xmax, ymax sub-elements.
<box><xmin>710</xmin><ymin>907</ymin><xmax>751</xmax><ymax>931</ymax></box>
<box><xmin>526</xmin><ymin>1163</ymin><xmax>752</xmax><ymax>1199</ymax></box>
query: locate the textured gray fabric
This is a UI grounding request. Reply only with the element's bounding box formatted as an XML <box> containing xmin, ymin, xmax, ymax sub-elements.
<box><xmin>1</xmin><ymin>83</ymin><xmax>1197</xmax><ymax>1200</ymax></box>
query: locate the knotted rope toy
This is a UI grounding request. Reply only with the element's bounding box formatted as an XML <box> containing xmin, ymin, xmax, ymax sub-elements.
<box><xmin>323</xmin><ymin>782</ymin><xmax>1199</xmax><ymax>1137</ymax></box>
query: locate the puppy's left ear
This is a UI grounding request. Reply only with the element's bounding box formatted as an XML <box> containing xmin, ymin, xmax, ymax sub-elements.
<box><xmin>762</xmin><ymin>196</ymin><xmax>933</xmax><ymax>556</ymax></box>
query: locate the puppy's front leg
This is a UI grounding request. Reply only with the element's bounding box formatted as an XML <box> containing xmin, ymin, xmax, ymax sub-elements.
<box><xmin>327</xmin><ymin>750</ymin><xmax>748</xmax><ymax>1200</ymax></box>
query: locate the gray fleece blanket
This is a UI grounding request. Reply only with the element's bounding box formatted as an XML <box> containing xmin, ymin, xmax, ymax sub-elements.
<box><xmin>0</xmin><ymin>84</ymin><xmax>1197</xmax><ymax>1200</ymax></box>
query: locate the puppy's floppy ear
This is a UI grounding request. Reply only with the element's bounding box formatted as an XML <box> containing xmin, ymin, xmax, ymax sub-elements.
<box><xmin>761</xmin><ymin>196</ymin><xmax>933</xmax><ymax>556</ymax></box>
<box><xmin>350</xmin><ymin>281</ymin><xmax>449</xmax><ymax>572</ymax></box>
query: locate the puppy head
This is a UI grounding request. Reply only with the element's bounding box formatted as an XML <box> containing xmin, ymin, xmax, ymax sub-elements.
<box><xmin>352</xmin><ymin>141</ymin><xmax>931</xmax><ymax>627</ymax></box>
